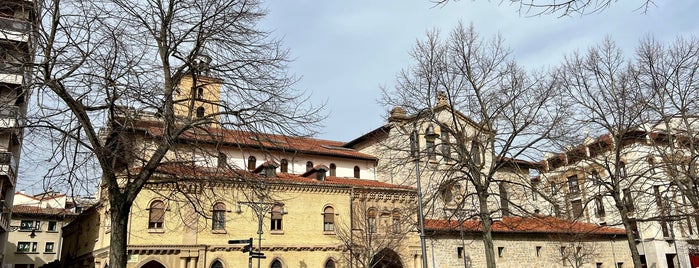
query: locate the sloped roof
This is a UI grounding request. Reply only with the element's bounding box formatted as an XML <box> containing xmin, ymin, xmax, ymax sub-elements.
<box><xmin>425</xmin><ymin>216</ymin><xmax>626</xmax><ymax>236</ymax></box>
<box><xmin>148</xmin><ymin>164</ymin><xmax>415</xmax><ymax>191</ymax></box>
<box><xmin>12</xmin><ymin>205</ymin><xmax>77</xmax><ymax>217</ymax></box>
<box><xmin>130</xmin><ymin>122</ymin><xmax>377</xmax><ymax>161</ymax></box>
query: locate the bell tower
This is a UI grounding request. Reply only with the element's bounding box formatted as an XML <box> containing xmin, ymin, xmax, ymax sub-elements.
<box><xmin>173</xmin><ymin>74</ymin><xmax>222</xmax><ymax>126</ymax></box>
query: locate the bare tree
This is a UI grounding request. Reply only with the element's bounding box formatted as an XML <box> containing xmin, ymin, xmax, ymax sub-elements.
<box><xmin>430</xmin><ymin>0</ymin><xmax>656</xmax><ymax>17</ymax></box>
<box><xmin>380</xmin><ymin>22</ymin><xmax>567</xmax><ymax>268</ymax></box>
<box><xmin>29</xmin><ymin>0</ymin><xmax>322</xmax><ymax>267</ymax></box>
<box><xmin>335</xmin><ymin>190</ymin><xmax>417</xmax><ymax>268</ymax></box>
<box><xmin>636</xmin><ymin>36</ymin><xmax>699</xmax><ymax>239</ymax></box>
<box><xmin>554</xmin><ymin>37</ymin><xmax>661</xmax><ymax>268</ymax></box>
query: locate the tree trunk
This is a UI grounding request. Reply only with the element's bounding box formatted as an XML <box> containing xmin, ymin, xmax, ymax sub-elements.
<box><xmin>478</xmin><ymin>189</ymin><xmax>496</xmax><ymax>268</ymax></box>
<box><xmin>109</xmin><ymin>197</ymin><xmax>132</xmax><ymax>268</ymax></box>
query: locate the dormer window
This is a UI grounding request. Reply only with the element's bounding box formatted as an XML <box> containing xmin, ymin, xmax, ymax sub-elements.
<box><xmin>248</xmin><ymin>156</ymin><xmax>256</xmax><ymax>171</ymax></box>
<box><xmin>280</xmin><ymin>159</ymin><xmax>288</xmax><ymax>173</ymax></box>
<box><xmin>354</xmin><ymin>166</ymin><xmax>360</xmax><ymax>178</ymax></box>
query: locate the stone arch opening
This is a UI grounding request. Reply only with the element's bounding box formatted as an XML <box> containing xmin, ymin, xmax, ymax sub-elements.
<box><xmin>140</xmin><ymin>260</ymin><xmax>166</xmax><ymax>268</ymax></box>
<box><xmin>370</xmin><ymin>248</ymin><xmax>403</xmax><ymax>268</ymax></box>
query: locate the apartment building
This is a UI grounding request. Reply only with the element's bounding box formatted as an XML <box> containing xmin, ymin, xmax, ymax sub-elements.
<box><xmin>0</xmin><ymin>0</ymin><xmax>34</xmax><ymax>264</ymax></box>
<box><xmin>539</xmin><ymin>118</ymin><xmax>699</xmax><ymax>268</ymax></box>
<box><xmin>5</xmin><ymin>191</ymin><xmax>78</xmax><ymax>268</ymax></box>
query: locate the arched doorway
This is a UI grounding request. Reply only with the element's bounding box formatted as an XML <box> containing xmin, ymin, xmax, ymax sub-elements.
<box><xmin>370</xmin><ymin>248</ymin><xmax>403</xmax><ymax>268</ymax></box>
<box><xmin>140</xmin><ymin>260</ymin><xmax>166</xmax><ymax>268</ymax></box>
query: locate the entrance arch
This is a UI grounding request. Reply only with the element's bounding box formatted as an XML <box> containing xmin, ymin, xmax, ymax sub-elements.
<box><xmin>370</xmin><ymin>248</ymin><xmax>403</xmax><ymax>268</ymax></box>
<box><xmin>140</xmin><ymin>260</ymin><xmax>166</xmax><ymax>268</ymax></box>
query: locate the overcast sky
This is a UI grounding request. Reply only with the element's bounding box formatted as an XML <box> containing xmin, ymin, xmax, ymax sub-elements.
<box><xmin>259</xmin><ymin>1</ymin><xmax>699</xmax><ymax>142</ymax></box>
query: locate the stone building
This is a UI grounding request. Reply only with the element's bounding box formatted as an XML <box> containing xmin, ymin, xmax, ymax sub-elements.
<box><xmin>58</xmin><ymin>74</ymin><xmax>635</xmax><ymax>267</ymax></box>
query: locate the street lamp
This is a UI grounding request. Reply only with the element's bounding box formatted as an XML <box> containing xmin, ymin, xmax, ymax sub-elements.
<box><xmin>411</xmin><ymin>111</ymin><xmax>438</xmax><ymax>268</ymax></box>
<box><xmin>237</xmin><ymin>201</ymin><xmax>276</xmax><ymax>268</ymax></box>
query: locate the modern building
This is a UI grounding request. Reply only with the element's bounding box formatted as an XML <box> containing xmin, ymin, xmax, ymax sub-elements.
<box><xmin>5</xmin><ymin>191</ymin><xmax>78</xmax><ymax>268</ymax></box>
<box><xmin>539</xmin><ymin>117</ymin><xmax>699</xmax><ymax>268</ymax></box>
<box><xmin>0</xmin><ymin>0</ymin><xmax>35</xmax><ymax>265</ymax></box>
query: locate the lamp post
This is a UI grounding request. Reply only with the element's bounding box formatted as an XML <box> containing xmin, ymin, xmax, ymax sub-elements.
<box><xmin>411</xmin><ymin>112</ymin><xmax>438</xmax><ymax>268</ymax></box>
<box><xmin>237</xmin><ymin>201</ymin><xmax>275</xmax><ymax>268</ymax></box>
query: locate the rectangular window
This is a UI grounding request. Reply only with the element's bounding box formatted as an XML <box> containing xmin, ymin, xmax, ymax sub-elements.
<box><xmin>623</xmin><ymin>188</ymin><xmax>635</xmax><ymax>213</ymax></box>
<box><xmin>567</xmin><ymin>175</ymin><xmax>580</xmax><ymax>193</ymax></box>
<box><xmin>499</xmin><ymin>183</ymin><xmax>510</xmax><ymax>217</ymax></box>
<box><xmin>617</xmin><ymin>262</ymin><xmax>624</xmax><ymax>268</ymax></box>
<box><xmin>20</xmin><ymin>220</ymin><xmax>34</xmax><ymax>231</ymax></box>
<box><xmin>457</xmin><ymin>247</ymin><xmax>464</xmax><ymax>258</ymax></box>
<box><xmin>271</xmin><ymin>205</ymin><xmax>284</xmax><ymax>231</ymax></box>
<box><xmin>48</xmin><ymin>221</ymin><xmax>57</xmax><ymax>232</ymax></box>
<box><xmin>571</xmin><ymin>199</ymin><xmax>583</xmax><ymax>219</ymax></box>
<box><xmin>17</xmin><ymin>242</ymin><xmax>30</xmax><ymax>252</ymax></box>
<box><xmin>536</xmin><ymin>246</ymin><xmax>542</xmax><ymax>257</ymax></box>
<box><xmin>32</xmin><ymin>242</ymin><xmax>37</xmax><ymax>252</ymax></box>
<box><xmin>441</xmin><ymin>131</ymin><xmax>450</xmax><ymax>160</ymax></box>
<box><xmin>595</xmin><ymin>196</ymin><xmax>606</xmax><ymax>217</ymax></box>
<box><xmin>45</xmin><ymin>242</ymin><xmax>54</xmax><ymax>253</ymax></box>
<box><xmin>654</xmin><ymin>186</ymin><xmax>669</xmax><ymax>237</ymax></box>
<box><xmin>212</xmin><ymin>211</ymin><xmax>225</xmax><ymax>230</ymax></box>
<box><xmin>497</xmin><ymin>247</ymin><xmax>504</xmax><ymax>257</ymax></box>
<box><xmin>597</xmin><ymin>263</ymin><xmax>603</xmax><ymax>268</ymax></box>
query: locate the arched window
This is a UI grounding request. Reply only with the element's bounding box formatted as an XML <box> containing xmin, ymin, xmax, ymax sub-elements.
<box><xmin>271</xmin><ymin>204</ymin><xmax>284</xmax><ymax>231</ymax></box>
<box><xmin>323</xmin><ymin>206</ymin><xmax>335</xmax><ymax>232</ymax></box>
<box><xmin>619</xmin><ymin>162</ymin><xmax>627</xmax><ymax>179</ymax></box>
<box><xmin>148</xmin><ymin>200</ymin><xmax>165</xmax><ymax>229</ymax></box>
<box><xmin>280</xmin><ymin>159</ymin><xmax>288</xmax><ymax>173</ymax></box>
<box><xmin>324</xmin><ymin>259</ymin><xmax>336</xmax><ymax>268</ymax></box>
<box><xmin>426</xmin><ymin>126</ymin><xmax>436</xmax><ymax>160</ymax></box>
<box><xmin>270</xmin><ymin>260</ymin><xmax>282</xmax><ymax>268</ymax></box>
<box><xmin>367</xmin><ymin>208</ymin><xmax>377</xmax><ymax>233</ymax></box>
<box><xmin>196</xmin><ymin>106</ymin><xmax>205</xmax><ymax>118</ymax></box>
<box><xmin>329</xmin><ymin>163</ymin><xmax>336</xmax><ymax>177</ymax></box>
<box><xmin>470</xmin><ymin>140</ymin><xmax>482</xmax><ymax>166</ymax></box>
<box><xmin>441</xmin><ymin>131</ymin><xmax>450</xmax><ymax>159</ymax></box>
<box><xmin>648</xmin><ymin>157</ymin><xmax>656</xmax><ymax>175</ymax></box>
<box><xmin>306</xmin><ymin>161</ymin><xmax>314</xmax><ymax>172</ymax></box>
<box><xmin>210</xmin><ymin>260</ymin><xmax>223</xmax><ymax>268</ymax></box>
<box><xmin>354</xmin><ymin>166</ymin><xmax>360</xmax><ymax>178</ymax></box>
<box><xmin>197</xmin><ymin>86</ymin><xmax>204</xmax><ymax>100</ymax></box>
<box><xmin>392</xmin><ymin>209</ymin><xmax>401</xmax><ymax>233</ymax></box>
<box><xmin>248</xmin><ymin>156</ymin><xmax>256</xmax><ymax>171</ymax></box>
<box><xmin>212</xmin><ymin>202</ymin><xmax>226</xmax><ymax>230</ymax></box>
<box><xmin>217</xmin><ymin>153</ymin><xmax>227</xmax><ymax>168</ymax></box>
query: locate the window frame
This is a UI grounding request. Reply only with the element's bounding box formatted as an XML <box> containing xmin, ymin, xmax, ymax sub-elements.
<box><xmin>271</xmin><ymin>204</ymin><xmax>284</xmax><ymax>232</ymax></box>
<box><xmin>45</xmin><ymin>242</ymin><xmax>55</xmax><ymax>253</ymax></box>
<box><xmin>148</xmin><ymin>200</ymin><xmax>165</xmax><ymax>229</ymax></box>
<box><xmin>323</xmin><ymin>206</ymin><xmax>335</xmax><ymax>232</ymax></box>
<box><xmin>212</xmin><ymin>202</ymin><xmax>226</xmax><ymax>231</ymax></box>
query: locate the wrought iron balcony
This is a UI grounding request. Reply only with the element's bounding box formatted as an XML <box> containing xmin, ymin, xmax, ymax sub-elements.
<box><xmin>0</xmin><ymin>152</ymin><xmax>17</xmax><ymax>185</ymax></box>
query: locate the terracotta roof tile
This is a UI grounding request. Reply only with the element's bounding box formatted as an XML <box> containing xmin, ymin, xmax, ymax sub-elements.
<box><xmin>12</xmin><ymin>205</ymin><xmax>76</xmax><ymax>216</ymax></box>
<box><xmin>131</xmin><ymin>124</ymin><xmax>377</xmax><ymax>161</ymax></box>
<box><xmin>425</xmin><ymin>217</ymin><xmax>626</xmax><ymax>236</ymax></box>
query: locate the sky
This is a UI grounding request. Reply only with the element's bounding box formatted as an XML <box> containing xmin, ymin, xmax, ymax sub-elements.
<box><xmin>258</xmin><ymin>1</ymin><xmax>699</xmax><ymax>143</ymax></box>
<box><xmin>15</xmin><ymin>1</ymin><xmax>699</xmax><ymax>195</ymax></box>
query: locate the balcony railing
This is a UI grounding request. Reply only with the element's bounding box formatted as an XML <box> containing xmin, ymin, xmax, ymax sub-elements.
<box><xmin>0</xmin><ymin>152</ymin><xmax>17</xmax><ymax>185</ymax></box>
<box><xmin>0</xmin><ymin>106</ymin><xmax>19</xmax><ymax>128</ymax></box>
<box><xmin>0</xmin><ymin>17</ymin><xmax>31</xmax><ymax>33</ymax></box>
<box><xmin>0</xmin><ymin>61</ymin><xmax>23</xmax><ymax>75</ymax></box>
